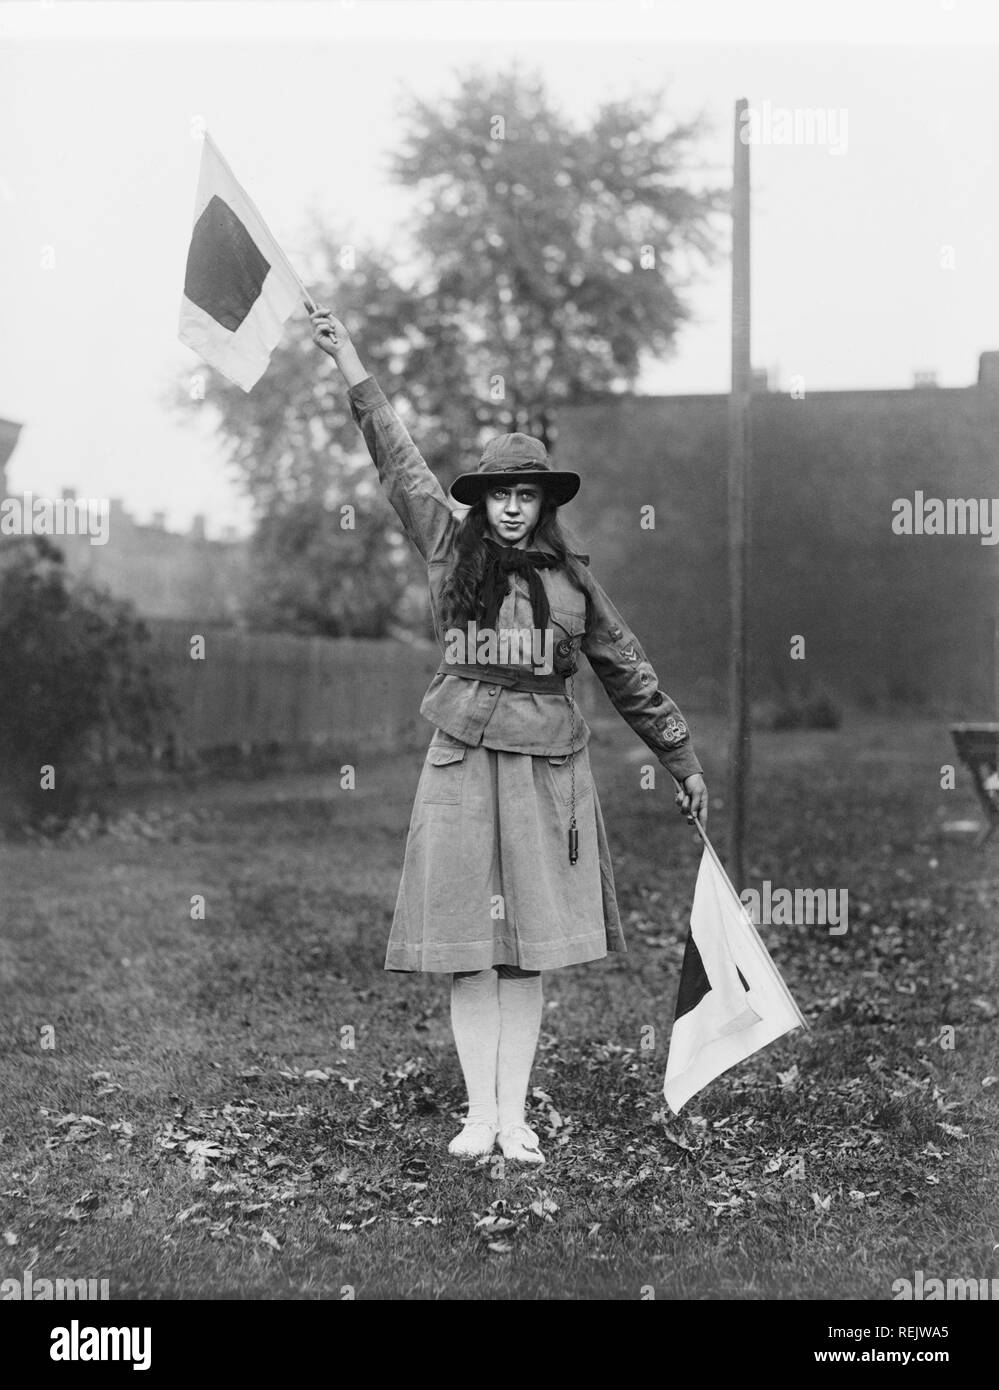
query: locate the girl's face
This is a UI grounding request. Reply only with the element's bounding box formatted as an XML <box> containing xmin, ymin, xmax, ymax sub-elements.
<box><xmin>484</xmin><ymin>483</ymin><xmax>543</xmax><ymax>547</ymax></box>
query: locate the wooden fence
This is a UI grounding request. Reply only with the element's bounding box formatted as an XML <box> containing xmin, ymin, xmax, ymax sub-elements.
<box><xmin>140</xmin><ymin>620</ymin><xmax>613</xmax><ymax>770</ymax></box>
<box><xmin>143</xmin><ymin>621</ymin><xmax>442</xmax><ymax>765</ymax></box>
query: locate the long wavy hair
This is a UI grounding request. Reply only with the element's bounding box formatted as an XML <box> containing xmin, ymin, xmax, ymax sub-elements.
<box><xmin>437</xmin><ymin>493</ymin><xmax>592</xmax><ymax>632</ymax></box>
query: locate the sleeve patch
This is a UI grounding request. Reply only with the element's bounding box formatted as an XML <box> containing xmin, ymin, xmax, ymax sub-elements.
<box><xmin>654</xmin><ymin>713</ymin><xmax>688</xmax><ymax>745</ymax></box>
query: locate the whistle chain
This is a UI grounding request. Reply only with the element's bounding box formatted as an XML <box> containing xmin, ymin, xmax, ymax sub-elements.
<box><xmin>564</xmin><ymin>669</ymin><xmax>578</xmax><ymax>864</ymax></box>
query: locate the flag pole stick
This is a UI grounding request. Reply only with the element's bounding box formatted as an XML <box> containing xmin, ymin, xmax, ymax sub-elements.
<box><xmin>203</xmin><ymin>130</ymin><xmax>320</xmax><ymax>314</ymax></box>
<box><xmin>670</xmin><ymin>775</ymin><xmax>809</xmax><ymax>1031</ymax></box>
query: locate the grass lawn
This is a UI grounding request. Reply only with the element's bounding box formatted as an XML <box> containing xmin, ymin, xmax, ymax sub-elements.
<box><xmin>1</xmin><ymin>712</ymin><xmax>996</xmax><ymax>1300</ymax></box>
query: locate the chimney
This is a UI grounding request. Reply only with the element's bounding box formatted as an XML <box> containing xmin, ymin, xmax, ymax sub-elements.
<box><xmin>191</xmin><ymin>513</ymin><xmax>206</xmax><ymax>541</ymax></box>
<box><xmin>977</xmin><ymin>351</ymin><xmax>999</xmax><ymax>390</ymax></box>
<box><xmin>913</xmin><ymin>370</ymin><xmax>938</xmax><ymax>388</ymax></box>
<box><xmin>61</xmin><ymin>486</ymin><xmax>77</xmax><ymax>502</ymax></box>
<box><xmin>221</xmin><ymin>524</ymin><xmax>238</xmax><ymax>541</ymax></box>
<box><xmin>751</xmin><ymin>367</ymin><xmax>769</xmax><ymax>393</ymax></box>
<box><xmin>151</xmin><ymin>510</ymin><xmax>166</xmax><ymax>529</ymax></box>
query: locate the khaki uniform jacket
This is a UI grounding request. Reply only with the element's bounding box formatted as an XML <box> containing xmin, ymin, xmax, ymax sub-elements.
<box><xmin>348</xmin><ymin>374</ymin><xmax>703</xmax><ymax>783</ymax></box>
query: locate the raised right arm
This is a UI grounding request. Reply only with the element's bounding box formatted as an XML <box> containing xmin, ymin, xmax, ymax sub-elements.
<box><xmin>310</xmin><ymin>307</ymin><xmax>454</xmax><ymax>563</ymax></box>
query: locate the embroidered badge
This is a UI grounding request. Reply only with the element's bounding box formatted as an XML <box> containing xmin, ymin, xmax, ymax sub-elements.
<box><xmin>654</xmin><ymin>713</ymin><xmax>688</xmax><ymax>745</ymax></box>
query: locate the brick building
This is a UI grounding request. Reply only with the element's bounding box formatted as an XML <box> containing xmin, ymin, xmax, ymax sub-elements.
<box><xmin>0</xmin><ymin>418</ymin><xmax>250</xmax><ymax>625</ymax></box>
<box><xmin>49</xmin><ymin>494</ymin><xmax>251</xmax><ymax>624</ymax></box>
<box><xmin>554</xmin><ymin>353</ymin><xmax>999</xmax><ymax>717</ymax></box>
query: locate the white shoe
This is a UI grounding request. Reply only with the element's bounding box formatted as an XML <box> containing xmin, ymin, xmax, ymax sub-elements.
<box><xmin>448</xmin><ymin>1121</ymin><xmax>498</xmax><ymax>1157</ymax></box>
<box><xmin>498</xmin><ymin>1123</ymin><xmax>545</xmax><ymax>1165</ymax></box>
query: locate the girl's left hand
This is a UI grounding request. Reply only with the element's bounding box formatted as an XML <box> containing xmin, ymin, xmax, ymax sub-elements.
<box><xmin>676</xmin><ymin>773</ymin><xmax>708</xmax><ymax>829</ymax></box>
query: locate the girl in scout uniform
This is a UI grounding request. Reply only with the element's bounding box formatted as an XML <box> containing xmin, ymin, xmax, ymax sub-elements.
<box><xmin>310</xmin><ymin>309</ymin><xmax>708</xmax><ymax>1166</ymax></box>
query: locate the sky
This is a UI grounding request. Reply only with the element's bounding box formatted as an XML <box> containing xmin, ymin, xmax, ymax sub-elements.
<box><xmin>2</xmin><ymin>1</ymin><xmax>997</xmax><ymax>538</ymax></box>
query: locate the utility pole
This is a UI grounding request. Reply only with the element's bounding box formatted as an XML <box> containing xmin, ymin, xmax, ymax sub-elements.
<box><xmin>728</xmin><ymin>98</ymin><xmax>752</xmax><ymax>891</ymax></box>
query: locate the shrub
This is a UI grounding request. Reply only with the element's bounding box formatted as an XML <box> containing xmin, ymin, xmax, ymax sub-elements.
<box><xmin>752</xmin><ymin>688</ymin><xmax>843</xmax><ymax>732</ymax></box>
<box><xmin>0</xmin><ymin>536</ymin><xmax>178</xmax><ymax>830</ymax></box>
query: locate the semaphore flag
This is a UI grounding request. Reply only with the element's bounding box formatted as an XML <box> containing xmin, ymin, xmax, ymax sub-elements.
<box><xmin>663</xmin><ymin>837</ymin><xmax>808</xmax><ymax>1113</ymax></box>
<box><xmin>179</xmin><ymin>131</ymin><xmax>306</xmax><ymax>392</ymax></box>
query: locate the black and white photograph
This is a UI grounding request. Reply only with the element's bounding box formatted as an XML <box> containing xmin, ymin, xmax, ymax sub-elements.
<box><xmin>1</xmin><ymin>0</ymin><xmax>997</xmax><ymax>1343</ymax></box>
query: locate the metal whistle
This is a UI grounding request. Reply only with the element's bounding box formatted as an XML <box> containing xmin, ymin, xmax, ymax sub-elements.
<box><xmin>568</xmin><ymin>825</ymin><xmax>579</xmax><ymax>864</ymax></box>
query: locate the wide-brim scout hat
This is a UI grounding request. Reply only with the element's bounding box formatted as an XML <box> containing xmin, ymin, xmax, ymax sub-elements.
<box><xmin>448</xmin><ymin>432</ymin><xmax>580</xmax><ymax>507</ymax></box>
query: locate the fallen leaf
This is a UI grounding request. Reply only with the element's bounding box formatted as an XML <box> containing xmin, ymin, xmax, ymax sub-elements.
<box><xmin>185</xmin><ymin>1139</ymin><xmax>223</xmax><ymax>1160</ymax></box>
<box><xmin>174</xmin><ymin>1204</ymin><xmax>205</xmax><ymax>1224</ymax></box>
<box><xmin>64</xmin><ymin>1191</ymin><xmax>101</xmax><ymax>1222</ymax></box>
<box><xmin>475</xmin><ymin>1214</ymin><xmax>515</xmax><ymax>1233</ymax></box>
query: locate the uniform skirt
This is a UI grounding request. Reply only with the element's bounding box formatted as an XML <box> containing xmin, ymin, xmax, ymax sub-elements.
<box><xmin>384</xmin><ymin>728</ymin><xmax>627</xmax><ymax>973</ymax></box>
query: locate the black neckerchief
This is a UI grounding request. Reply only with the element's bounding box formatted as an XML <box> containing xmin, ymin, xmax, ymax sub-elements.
<box><xmin>478</xmin><ymin>534</ymin><xmax>559</xmax><ymax>633</ymax></box>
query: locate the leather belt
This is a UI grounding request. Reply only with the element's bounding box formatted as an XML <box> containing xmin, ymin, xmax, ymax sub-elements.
<box><xmin>436</xmin><ymin>661</ymin><xmax>568</xmax><ymax>694</ymax></box>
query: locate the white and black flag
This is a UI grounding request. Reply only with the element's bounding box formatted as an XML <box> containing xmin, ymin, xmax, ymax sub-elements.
<box><xmin>179</xmin><ymin>132</ymin><xmax>303</xmax><ymax>391</ymax></box>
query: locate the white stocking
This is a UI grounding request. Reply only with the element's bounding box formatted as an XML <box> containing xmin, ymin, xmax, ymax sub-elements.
<box><xmin>449</xmin><ymin>969</ymin><xmax>500</xmax><ymax>1127</ymax></box>
<box><xmin>497</xmin><ymin>972</ymin><xmax>543</xmax><ymax>1130</ymax></box>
